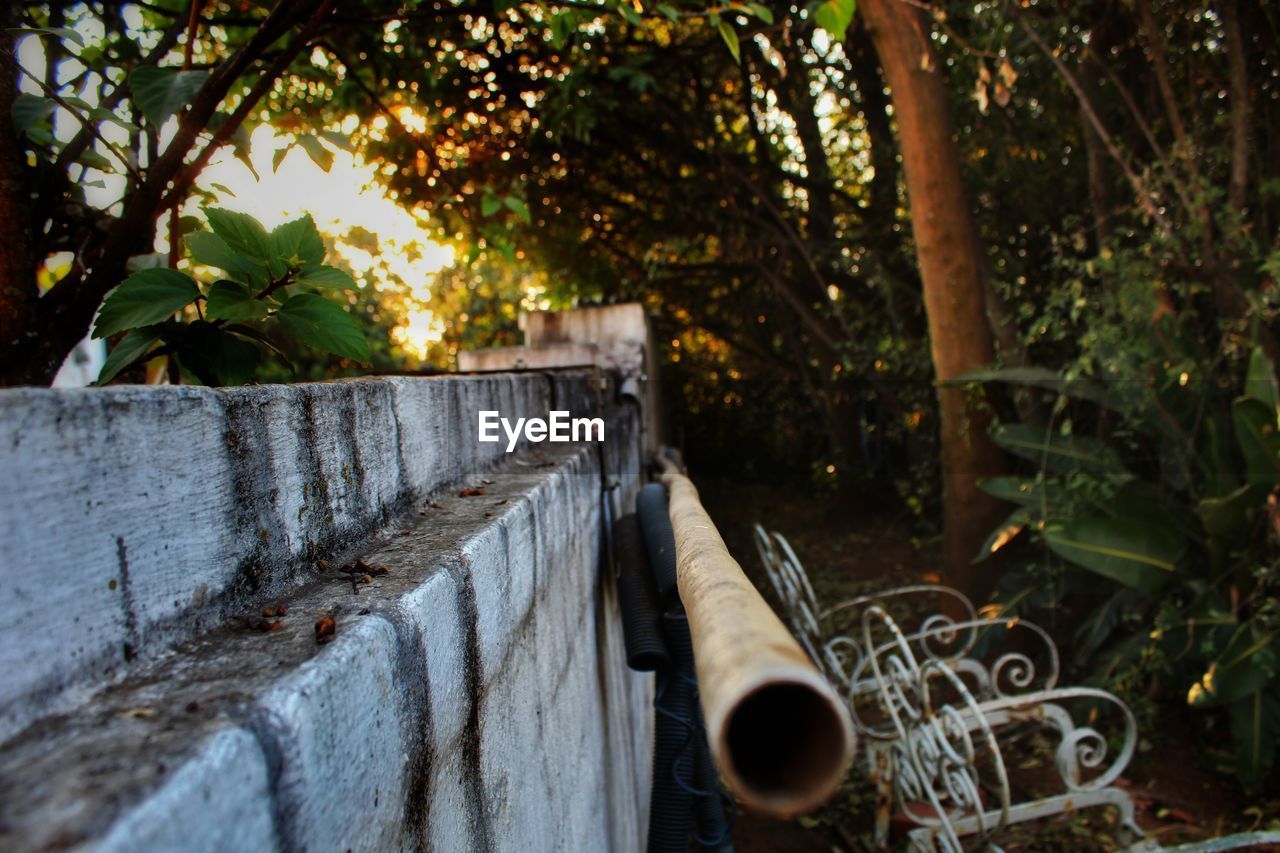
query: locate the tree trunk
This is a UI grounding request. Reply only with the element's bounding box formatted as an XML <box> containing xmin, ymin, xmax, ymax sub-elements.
<box><xmin>1222</xmin><ymin>0</ymin><xmax>1251</xmax><ymax>217</ymax></box>
<box><xmin>858</xmin><ymin>0</ymin><xmax>1007</xmax><ymax>598</ymax></box>
<box><xmin>847</xmin><ymin>28</ymin><xmax>928</xmax><ymax>342</ymax></box>
<box><xmin>0</xmin><ymin>25</ymin><xmax>40</xmax><ymax>376</ymax></box>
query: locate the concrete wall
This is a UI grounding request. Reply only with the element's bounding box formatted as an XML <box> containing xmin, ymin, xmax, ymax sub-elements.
<box><xmin>0</xmin><ymin>371</ymin><xmax>652</xmax><ymax>851</ymax></box>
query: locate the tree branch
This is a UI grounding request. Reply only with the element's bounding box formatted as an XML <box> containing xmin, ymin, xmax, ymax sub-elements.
<box><xmin>1135</xmin><ymin>0</ymin><xmax>1188</xmax><ymax>150</ymax></box>
<box><xmin>160</xmin><ymin>0</ymin><xmax>337</xmax><ymax>209</ymax></box>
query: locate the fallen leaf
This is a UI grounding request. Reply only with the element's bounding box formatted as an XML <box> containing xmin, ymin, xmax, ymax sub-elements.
<box><xmin>315</xmin><ymin>615</ymin><xmax>336</xmax><ymax>644</ymax></box>
<box><xmin>459</xmin><ymin>488</ymin><xmax>486</xmax><ymax>497</ymax></box>
<box><xmin>119</xmin><ymin>707</ymin><xmax>157</xmax><ymax>719</ymax></box>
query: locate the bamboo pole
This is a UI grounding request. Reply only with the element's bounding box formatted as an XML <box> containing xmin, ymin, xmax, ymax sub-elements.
<box><xmin>657</xmin><ymin>458</ymin><xmax>856</xmax><ymax>817</ymax></box>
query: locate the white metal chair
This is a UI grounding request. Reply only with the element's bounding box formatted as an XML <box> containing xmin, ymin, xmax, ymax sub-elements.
<box><xmin>753</xmin><ymin>525</ymin><xmax>1144</xmax><ymax>851</ymax></box>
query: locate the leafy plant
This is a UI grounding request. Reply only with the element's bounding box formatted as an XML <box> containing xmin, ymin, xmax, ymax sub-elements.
<box><xmin>966</xmin><ymin>327</ymin><xmax>1280</xmax><ymax>790</ymax></box>
<box><xmin>93</xmin><ymin>209</ymin><xmax>369</xmax><ymax>386</ymax></box>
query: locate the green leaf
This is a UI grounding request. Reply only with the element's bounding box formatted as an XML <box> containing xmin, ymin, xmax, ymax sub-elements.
<box><xmin>813</xmin><ymin>0</ymin><xmax>855</xmax><ymax>38</ymax></box>
<box><xmin>270</xmin><ymin>215</ymin><xmax>326</xmax><ymax>268</ymax></box>
<box><xmin>10</xmin><ymin>26</ymin><xmax>85</xmax><ymax>47</ymax></box>
<box><xmin>296</xmin><ymin>135</ymin><xmax>334</xmax><ymax>172</ymax></box>
<box><xmin>209</xmin><ymin>183</ymin><xmax>237</xmax><ymax>198</ymax></box>
<box><xmin>236</xmin><ymin>145</ymin><xmax>261</xmax><ymax>181</ymax></box>
<box><xmin>619</xmin><ymin>4</ymin><xmax>643</xmax><ymax>25</ymax></box>
<box><xmin>76</xmin><ymin>147</ymin><xmax>114</xmax><ymax>171</ymax></box>
<box><xmin>748</xmin><ymin>3</ymin><xmax>774</xmax><ymax>24</ymax></box>
<box><xmin>205</xmin><ymin>280</ymin><xmax>268</xmax><ymax>322</ymax></box>
<box><xmin>1103</xmin><ymin>479</ymin><xmax>1197</xmax><ymax>532</ymax></box>
<box><xmin>1197</xmin><ymin>483</ymin><xmax>1263</xmax><ymax>539</ymax></box>
<box><xmin>1189</xmin><ymin>624</ymin><xmax>1279</xmax><ymax>708</ymax></box>
<box><xmin>1228</xmin><ymin>688</ymin><xmax>1280</xmax><ymax>790</ymax></box>
<box><xmin>482</xmin><ymin>194</ymin><xmax>503</xmax><ymax>217</ymax></box>
<box><xmin>295</xmin><ymin>264</ymin><xmax>358</xmax><ymax>290</ymax></box>
<box><xmin>11</xmin><ymin>94</ymin><xmax>55</xmax><ymax>136</ymax></box>
<box><xmin>1244</xmin><ymin>347</ymin><xmax>1280</xmax><ymax>413</ymax></box>
<box><xmin>1043</xmin><ymin>517</ymin><xmax>1182</xmax><ymax>592</ymax></box>
<box><xmin>173</xmin><ymin>321</ymin><xmax>261</xmax><ymax>386</ymax></box>
<box><xmin>1200</xmin><ymin>414</ymin><xmax>1240</xmax><ymax>498</ymax></box>
<box><xmin>503</xmin><ymin>195</ymin><xmax>532</xmax><ymax>224</ymax></box>
<box><xmin>93</xmin><ymin>268</ymin><xmax>200</xmax><ymax>339</ymax></box>
<box><xmin>126</xmin><ymin>253</ymin><xmax>167</xmax><ymax>273</ymax></box>
<box><xmin>319</xmin><ymin>130</ymin><xmax>354</xmax><ymax>152</ymax></box>
<box><xmin>96</xmin><ymin>326</ymin><xmax>164</xmax><ymax>384</ymax></box>
<box><xmin>186</xmin><ymin>230</ymin><xmax>256</xmax><ymax>278</ymax></box>
<box><xmin>977</xmin><ymin>476</ymin><xmax>1068</xmax><ymax>510</ymax></box>
<box><xmin>272</xmin><ymin>147</ymin><xmax>290</xmax><ymax>173</ymax></box>
<box><xmin>953</xmin><ymin>365</ymin><xmax>1132</xmax><ymax>414</ymax></box>
<box><xmin>23</xmin><ymin>125</ymin><xmax>55</xmax><ymax>147</ymax></box>
<box><xmin>128</xmin><ymin>66</ymin><xmax>210</xmax><ymax>126</ymax></box>
<box><xmin>548</xmin><ymin>11</ymin><xmax>574</xmax><ymax>47</ymax></box>
<box><xmin>1233</xmin><ymin>397</ymin><xmax>1280</xmax><ymax>487</ymax></box>
<box><xmin>204</xmin><ymin>208</ymin><xmax>272</xmax><ymax>263</ymax></box>
<box><xmin>58</xmin><ymin>95</ymin><xmax>93</xmax><ymax>113</ymax></box>
<box><xmin>1074</xmin><ymin>588</ymin><xmax>1143</xmax><ymax>666</ymax></box>
<box><xmin>277</xmin><ymin>293</ymin><xmax>370</xmax><ymax>362</ymax></box>
<box><xmin>91</xmin><ymin>108</ymin><xmax>141</xmax><ymax>135</ymax></box>
<box><xmin>973</xmin><ymin>507</ymin><xmax>1031</xmax><ymax>563</ymax></box>
<box><xmin>658</xmin><ymin>3</ymin><xmax>680</xmax><ymax>20</ymax></box>
<box><xmin>717</xmin><ymin>20</ymin><xmax>741</xmax><ymax>63</ymax></box>
<box><xmin>991</xmin><ymin>423</ymin><xmax>1128</xmax><ymax>476</ymax></box>
<box><xmin>225</xmin><ymin>323</ymin><xmax>294</xmax><ymax>370</ymax></box>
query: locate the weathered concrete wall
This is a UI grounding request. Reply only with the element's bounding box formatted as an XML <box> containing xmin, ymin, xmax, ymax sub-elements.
<box><xmin>0</xmin><ymin>371</ymin><xmax>651</xmax><ymax>851</ymax></box>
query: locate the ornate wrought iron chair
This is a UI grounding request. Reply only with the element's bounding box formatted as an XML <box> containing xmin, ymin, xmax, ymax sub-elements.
<box><xmin>753</xmin><ymin>526</ymin><xmax>1144</xmax><ymax>851</ymax></box>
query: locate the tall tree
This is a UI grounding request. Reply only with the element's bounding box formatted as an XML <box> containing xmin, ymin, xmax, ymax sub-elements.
<box><xmin>859</xmin><ymin>0</ymin><xmax>1007</xmax><ymax>594</ymax></box>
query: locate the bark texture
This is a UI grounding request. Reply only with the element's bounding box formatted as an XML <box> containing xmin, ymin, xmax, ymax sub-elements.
<box><xmin>858</xmin><ymin>0</ymin><xmax>1007</xmax><ymax>596</ymax></box>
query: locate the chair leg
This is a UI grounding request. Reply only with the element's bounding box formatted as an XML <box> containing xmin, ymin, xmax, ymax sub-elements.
<box><xmin>870</xmin><ymin>742</ymin><xmax>894</xmax><ymax>850</ymax></box>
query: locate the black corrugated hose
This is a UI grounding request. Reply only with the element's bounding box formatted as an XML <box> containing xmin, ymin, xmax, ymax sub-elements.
<box><xmin>619</xmin><ymin>482</ymin><xmax>734</xmax><ymax>853</ymax></box>
<box><xmin>614</xmin><ymin>513</ymin><xmax>670</xmax><ymax>671</ymax></box>
<box><xmin>636</xmin><ymin>483</ymin><xmax>679</xmax><ymax>603</ymax></box>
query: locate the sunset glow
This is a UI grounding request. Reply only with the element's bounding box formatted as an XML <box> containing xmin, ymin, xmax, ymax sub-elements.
<box><xmin>193</xmin><ymin>124</ymin><xmax>454</xmax><ymax>358</ymax></box>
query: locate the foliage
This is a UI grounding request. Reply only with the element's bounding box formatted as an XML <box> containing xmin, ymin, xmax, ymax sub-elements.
<box><xmin>94</xmin><ymin>208</ymin><xmax>368</xmax><ymax>385</ymax></box>
<box><xmin>969</xmin><ymin>331</ymin><xmax>1280</xmax><ymax>789</ymax></box>
<box><xmin>2</xmin><ymin>0</ymin><xmax>805</xmax><ymax>386</ymax></box>
<box><xmin>922</xmin><ymin>0</ymin><xmax>1280</xmax><ymax>790</ymax></box>
<box><xmin>418</xmin><ymin>255</ymin><xmax>550</xmax><ymax>368</ymax></box>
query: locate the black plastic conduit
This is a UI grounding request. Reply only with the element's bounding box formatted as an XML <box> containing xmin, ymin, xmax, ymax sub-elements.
<box><xmin>623</xmin><ymin>480</ymin><xmax>734</xmax><ymax>853</ymax></box>
<box><xmin>636</xmin><ymin>483</ymin><xmax>679</xmax><ymax>603</ymax></box>
<box><xmin>613</xmin><ymin>513</ymin><xmax>669</xmax><ymax>671</ymax></box>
